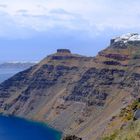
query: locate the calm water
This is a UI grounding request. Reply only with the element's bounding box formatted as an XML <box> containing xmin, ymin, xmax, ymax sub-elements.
<box><xmin>0</xmin><ymin>68</ymin><xmax>62</xmax><ymax>140</ymax></box>
<box><xmin>0</xmin><ymin>116</ymin><xmax>62</xmax><ymax>140</ymax></box>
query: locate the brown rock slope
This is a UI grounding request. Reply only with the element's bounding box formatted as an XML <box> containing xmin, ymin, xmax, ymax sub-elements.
<box><xmin>1</xmin><ymin>34</ymin><xmax>140</xmax><ymax>140</ymax></box>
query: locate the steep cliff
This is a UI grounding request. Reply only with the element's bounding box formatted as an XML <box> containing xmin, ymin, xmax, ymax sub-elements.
<box><xmin>1</xmin><ymin>34</ymin><xmax>140</xmax><ymax>140</ymax></box>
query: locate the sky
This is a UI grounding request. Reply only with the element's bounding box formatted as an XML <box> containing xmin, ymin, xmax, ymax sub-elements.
<box><xmin>0</xmin><ymin>0</ymin><xmax>140</xmax><ymax>62</ymax></box>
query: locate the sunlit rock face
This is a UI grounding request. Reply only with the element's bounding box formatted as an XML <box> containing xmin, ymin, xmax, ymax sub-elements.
<box><xmin>112</xmin><ymin>33</ymin><xmax>140</xmax><ymax>43</ymax></box>
<box><xmin>110</xmin><ymin>33</ymin><xmax>140</xmax><ymax>48</ymax></box>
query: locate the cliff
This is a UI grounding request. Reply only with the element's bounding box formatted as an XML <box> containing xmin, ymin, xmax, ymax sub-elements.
<box><xmin>0</xmin><ymin>34</ymin><xmax>140</xmax><ymax>140</ymax></box>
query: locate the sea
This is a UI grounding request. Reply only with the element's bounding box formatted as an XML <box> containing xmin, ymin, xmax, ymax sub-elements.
<box><xmin>0</xmin><ymin>68</ymin><xmax>24</xmax><ymax>83</ymax></box>
<box><xmin>0</xmin><ymin>68</ymin><xmax>62</xmax><ymax>140</ymax></box>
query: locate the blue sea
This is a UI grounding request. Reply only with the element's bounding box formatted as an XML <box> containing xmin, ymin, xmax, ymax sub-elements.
<box><xmin>0</xmin><ymin>116</ymin><xmax>62</xmax><ymax>140</ymax></box>
<box><xmin>0</xmin><ymin>68</ymin><xmax>62</xmax><ymax>140</ymax></box>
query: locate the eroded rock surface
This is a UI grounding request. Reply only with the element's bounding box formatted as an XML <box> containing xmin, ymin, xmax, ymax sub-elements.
<box><xmin>1</xmin><ymin>34</ymin><xmax>140</xmax><ymax>140</ymax></box>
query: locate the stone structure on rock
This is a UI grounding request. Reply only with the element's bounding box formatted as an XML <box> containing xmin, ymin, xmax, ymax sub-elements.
<box><xmin>57</xmin><ymin>49</ymin><xmax>71</xmax><ymax>54</ymax></box>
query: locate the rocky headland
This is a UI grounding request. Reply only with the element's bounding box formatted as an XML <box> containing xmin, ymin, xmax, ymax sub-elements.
<box><xmin>0</xmin><ymin>33</ymin><xmax>140</xmax><ymax>140</ymax></box>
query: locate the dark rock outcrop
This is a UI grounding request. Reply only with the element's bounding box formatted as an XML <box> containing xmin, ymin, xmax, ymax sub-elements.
<box><xmin>134</xmin><ymin>109</ymin><xmax>140</xmax><ymax>120</ymax></box>
<box><xmin>63</xmin><ymin>135</ymin><xmax>82</xmax><ymax>140</ymax></box>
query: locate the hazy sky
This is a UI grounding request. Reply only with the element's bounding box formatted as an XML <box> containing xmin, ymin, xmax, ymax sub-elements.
<box><xmin>0</xmin><ymin>0</ymin><xmax>140</xmax><ymax>62</ymax></box>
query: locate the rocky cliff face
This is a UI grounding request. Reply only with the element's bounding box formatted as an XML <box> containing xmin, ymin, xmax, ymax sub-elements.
<box><xmin>1</xmin><ymin>34</ymin><xmax>140</xmax><ymax>140</ymax></box>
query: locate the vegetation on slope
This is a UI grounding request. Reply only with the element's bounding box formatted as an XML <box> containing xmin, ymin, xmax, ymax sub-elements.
<box><xmin>102</xmin><ymin>99</ymin><xmax>140</xmax><ymax>140</ymax></box>
<box><xmin>119</xmin><ymin>100</ymin><xmax>140</xmax><ymax>121</ymax></box>
<box><xmin>102</xmin><ymin>120</ymin><xmax>140</xmax><ymax>140</ymax></box>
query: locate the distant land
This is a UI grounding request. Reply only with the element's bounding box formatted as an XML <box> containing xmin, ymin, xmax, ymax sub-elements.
<box><xmin>1</xmin><ymin>33</ymin><xmax>140</xmax><ymax>140</ymax></box>
<box><xmin>0</xmin><ymin>62</ymin><xmax>37</xmax><ymax>69</ymax></box>
<box><xmin>0</xmin><ymin>62</ymin><xmax>36</xmax><ymax>83</ymax></box>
